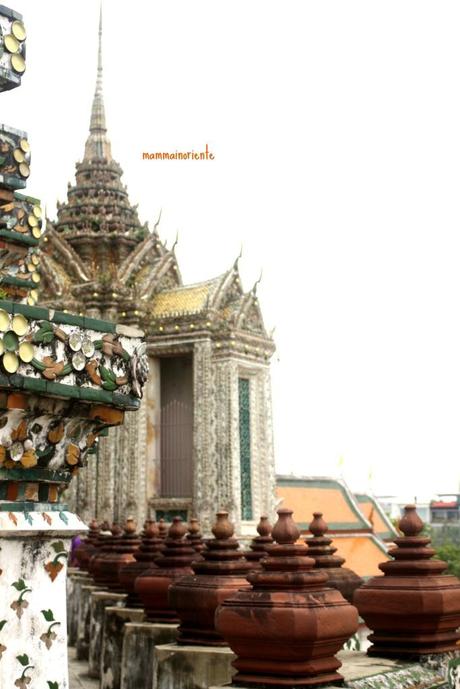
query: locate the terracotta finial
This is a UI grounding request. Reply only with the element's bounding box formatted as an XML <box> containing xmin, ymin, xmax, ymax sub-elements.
<box><xmin>354</xmin><ymin>502</ymin><xmax>460</xmax><ymax>658</ymax></box>
<box><xmin>170</xmin><ymin>509</ymin><xmax>252</xmax><ymax>645</ymax></box>
<box><xmin>168</xmin><ymin>516</ymin><xmax>187</xmax><ymax>540</ymax></box>
<box><xmin>111</xmin><ymin>523</ymin><xmax>123</xmax><ymax>537</ymax></box>
<box><xmin>188</xmin><ymin>517</ymin><xmax>200</xmax><ymax>536</ymax></box>
<box><xmin>309</xmin><ymin>512</ymin><xmax>328</xmax><ymax>537</ymax></box>
<box><xmin>212</xmin><ymin>511</ymin><xmax>234</xmax><ymax>540</ymax></box>
<box><xmin>305</xmin><ymin>512</ymin><xmax>362</xmax><ymax>603</ymax></box>
<box><xmin>89</xmin><ymin>518</ymin><xmax>99</xmax><ymax>531</ymax></box>
<box><xmin>100</xmin><ymin>520</ymin><xmax>111</xmax><ymax>532</ymax></box>
<box><xmin>124</xmin><ymin>516</ymin><xmax>137</xmax><ymax>535</ymax></box>
<box><xmin>158</xmin><ymin>518</ymin><xmax>168</xmax><ymax>539</ymax></box>
<box><xmin>257</xmin><ymin>515</ymin><xmax>272</xmax><ymax>537</ymax></box>
<box><xmin>118</xmin><ymin>518</ymin><xmax>165</xmax><ymax>606</ymax></box>
<box><xmin>271</xmin><ymin>508</ymin><xmax>300</xmax><ymax>544</ymax></box>
<box><xmin>398</xmin><ymin>504</ymin><xmax>424</xmax><ymax>537</ymax></box>
<box><xmin>215</xmin><ymin>508</ymin><xmax>359</xmax><ymax>686</ymax></box>
<box><xmin>144</xmin><ymin>520</ymin><xmax>159</xmax><ymax>538</ymax></box>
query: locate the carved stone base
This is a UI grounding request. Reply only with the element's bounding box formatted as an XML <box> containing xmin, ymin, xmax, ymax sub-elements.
<box><xmin>88</xmin><ymin>591</ymin><xmax>126</xmax><ymax>678</ymax></box>
<box><xmin>154</xmin><ymin>643</ymin><xmax>236</xmax><ymax>689</ymax></box>
<box><xmin>120</xmin><ymin>622</ymin><xmax>178</xmax><ymax>689</ymax></box>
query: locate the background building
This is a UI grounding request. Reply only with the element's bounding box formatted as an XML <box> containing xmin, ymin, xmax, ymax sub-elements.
<box><xmin>39</xmin><ymin>14</ymin><xmax>276</xmax><ymax>533</ymax></box>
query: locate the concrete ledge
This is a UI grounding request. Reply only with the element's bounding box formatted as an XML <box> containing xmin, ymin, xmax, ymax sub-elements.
<box><xmin>208</xmin><ymin>649</ymin><xmax>460</xmax><ymax>689</ymax></box>
<box><xmin>67</xmin><ymin>571</ymin><xmax>93</xmax><ymax>646</ymax></box>
<box><xmin>100</xmin><ymin>606</ymin><xmax>146</xmax><ymax>689</ymax></box>
<box><xmin>120</xmin><ymin>622</ymin><xmax>178</xmax><ymax>689</ymax></box>
<box><xmin>87</xmin><ymin>591</ymin><xmax>126</xmax><ymax>678</ymax></box>
<box><xmin>155</xmin><ymin>643</ymin><xmax>235</xmax><ymax>689</ymax></box>
<box><xmin>76</xmin><ymin>584</ymin><xmax>101</xmax><ymax>660</ymax></box>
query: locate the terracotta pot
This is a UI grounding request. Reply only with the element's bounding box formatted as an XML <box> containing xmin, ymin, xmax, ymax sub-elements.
<box><xmin>135</xmin><ymin>516</ymin><xmax>198</xmax><ymax>622</ymax></box>
<box><xmin>75</xmin><ymin>518</ymin><xmax>100</xmax><ymax>571</ymax></box>
<box><xmin>243</xmin><ymin>515</ymin><xmax>273</xmax><ymax>569</ymax></box>
<box><xmin>355</xmin><ymin>504</ymin><xmax>460</xmax><ymax>658</ymax></box>
<box><xmin>305</xmin><ymin>512</ymin><xmax>363</xmax><ymax>603</ymax></box>
<box><xmin>118</xmin><ymin>520</ymin><xmax>165</xmax><ymax>607</ymax></box>
<box><xmin>215</xmin><ymin>508</ymin><xmax>358</xmax><ymax>687</ymax></box>
<box><xmin>169</xmin><ymin>511</ymin><xmax>253</xmax><ymax>645</ymax></box>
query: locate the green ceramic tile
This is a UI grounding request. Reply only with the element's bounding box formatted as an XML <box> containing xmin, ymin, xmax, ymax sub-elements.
<box><xmin>0</xmin><ymin>300</ymin><xmax>15</xmax><ymax>314</ymax></box>
<box><xmin>83</xmin><ymin>316</ymin><xmax>116</xmax><ymax>333</ymax></box>
<box><xmin>0</xmin><ymin>373</ymin><xmax>11</xmax><ymax>388</ymax></box>
<box><xmin>23</xmin><ymin>377</ymin><xmax>47</xmax><ymax>393</ymax></box>
<box><xmin>78</xmin><ymin>387</ymin><xmax>113</xmax><ymax>404</ymax></box>
<box><xmin>1</xmin><ymin>276</ymin><xmax>35</xmax><ymax>288</ymax></box>
<box><xmin>13</xmin><ymin>303</ymin><xmax>49</xmax><ymax>320</ymax></box>
<box><xmin>0</xmin><ymin>482</ymin><xmax>8</xmax><ymax>499</ymax></box>
<box><xmin>0</xmin><ymin>230</ymin><xmax>39</xmax><ymax>247</ymax></box>
<box><xmin>45</xmin><ymin>381</ymin><xmax>81</xmax><ymax>399</ymax></box>
<box><xmin>9</xmin><ymin>374</ymin><xmax>24</xmax><ymax>389</ymax></box>
<box><xmin>112</xmin><ymin>392</ymin><xmax>140</xmax><ymax>410</ymax></box>
<box><xmin>0</xmin><ymin>467</ymin><xmax>69</xmax><ymax>482</ymax></box>
<box><xmin>51</xmin><ymin>311</ymin><xmax>85</xmax><ymax>327</ymax></box>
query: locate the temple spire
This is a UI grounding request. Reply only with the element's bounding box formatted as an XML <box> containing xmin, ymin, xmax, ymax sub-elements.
<box><xmin>84</xmin><ymin>3</ymin><xmax>112</xmax><ymax>161</ymax></box>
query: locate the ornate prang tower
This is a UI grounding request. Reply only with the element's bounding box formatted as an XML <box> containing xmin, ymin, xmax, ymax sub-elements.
<box><xmin>40</xmin><ymin>8</ymin><xmax>276</xmax><ymax>534</ymax></box>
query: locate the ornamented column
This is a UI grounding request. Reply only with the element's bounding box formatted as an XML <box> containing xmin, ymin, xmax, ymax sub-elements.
<box><xmin>193</xmin><ymin>340</ymin><xmax>216</xmax><ymax>533</ymax></box>
<box><xmin>0</xmin><ymin>7</ymin><xmax>148</xmax><ymax>687</ymax></box>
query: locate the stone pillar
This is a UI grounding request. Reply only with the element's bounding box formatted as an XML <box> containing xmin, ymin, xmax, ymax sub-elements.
<box><xmin>0</xmin><ymin>9</ymin><xmax>147</xmax><ymax>689</ymax></box>
<box><xmin>146</xmin><ymin>356</ymin><xmax>161</xmax><ymax>505</ymax></box>
<box><xmin>213</xmin><ymin>358</ymin><xmax>240</xmax><ymax>528</ymax></box>
<box><xmin>0</xmin><ymin>511</ymin><xmax>85</xmax><ymax>688</ymax></box>
<box><xmin>192</xmin><ymin>340</ymin><xmax>216</xmax><ymax>533</ymax></box>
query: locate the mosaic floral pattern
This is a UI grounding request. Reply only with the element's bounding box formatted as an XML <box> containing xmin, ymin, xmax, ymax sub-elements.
<box><xmin>39</xmin><ymin>609</ymin><xmax>60</xmax><ymax>649</ymax></box>
<box><xmin>10</xmin><ymin>579</ymin><xmax>31</xmax><ymax>618</ymax></box>
<box><xmin>14</xmin><ymin>653</ymin><xmax>34</xmax><ymax>688</ymax></box>
<box><xmin>0</xmin><ymin>310</ymin><xmax>147</xmax><ymax>399</ymax></box>
<box><xmin>44</xmin><ymin>542</ymin><xmax>68</xmax><ymax>582</ymax></box>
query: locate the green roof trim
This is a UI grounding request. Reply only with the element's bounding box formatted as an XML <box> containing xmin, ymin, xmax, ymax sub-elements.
<box><xmin>0</xmin><ymin>467</ymin><xmax>69</xmax><ymax>482</ymax></box>
<box><xmin>354</xmin><ymin>492</ymin><xmax>398</xmax><ymax>538</ymax></box>
<box><xmin>0</xmin><ymin>502</ymin><xmax>69</xmax><ymax>512</ymax></box>
<box><xmin>0</xmin><ymin>230</ymin><xmax>39</xmax><ymax>247</ymax></box>
<box><xmin>0</xmin><ymin>300</ymin><xmax>116</xmax><ymax>334</ymax></box>
<box><xmin>0</xmin><ymin>372</ymin><xmax>139</xmax><ymax>410</ymax></box>
<box><xmin>276</xmin><ymin>475</ymin><xmax>371</xmax><ymax>531</ymax></box>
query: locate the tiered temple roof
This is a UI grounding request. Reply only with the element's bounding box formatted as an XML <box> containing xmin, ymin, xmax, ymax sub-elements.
<box><xmin>276</xmin><ymin>475</ymin><xmax>397</xmax><ymax>577</ymax></box>
<box><xmin>40</xmin><ymin>9</ymin><xmax>274</xmax><ymax>362</ymax></box>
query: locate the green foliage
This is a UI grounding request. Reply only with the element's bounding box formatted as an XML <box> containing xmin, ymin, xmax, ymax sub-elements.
<box><xmin>432</xmin><ymin>524</ymin><xmax>460</xmax><ymax>547</ymax></box>
<box><xmin>435</xmin><ymin>544</ymin><xmax>460</xmax><ymax>578</ymax></box>
<box><xmin>16</xmin><ymin>654</ymin><xmax>29</xmax><ymax>667</ymax></box>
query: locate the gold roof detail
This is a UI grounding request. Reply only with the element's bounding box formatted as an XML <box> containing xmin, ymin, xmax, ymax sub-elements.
<box><xmin>151</xmin><ymin>283</ymin><xmax>212</xmax><ymax>317</ymax></box>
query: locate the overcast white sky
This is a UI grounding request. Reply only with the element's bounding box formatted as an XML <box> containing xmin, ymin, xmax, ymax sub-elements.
<box><xmin>3</xmin><ymin>0</ymin><xmax>460</xmax><ymax>500</ymax></box>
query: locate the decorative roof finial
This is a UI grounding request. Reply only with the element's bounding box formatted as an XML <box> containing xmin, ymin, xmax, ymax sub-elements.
<box><xmin>84</xmin><ymin>2</ymin><xmax>112</xmax><ymax>161</ymax></box>
<box><xmin>152</xmin><ymin>209</ymin><xmax>162</xmax><ymax>235</ymax></box>
<box><xmin>233</xmin><ymin>244</ymin><xmax>243</xmax><ymax>270</ymax></box>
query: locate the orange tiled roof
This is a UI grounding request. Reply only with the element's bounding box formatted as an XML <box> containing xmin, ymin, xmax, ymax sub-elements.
<box><xmin>276</xmin><ymin>476</ymin><xmax>370</xmax><ymax>531</ymax></box>
<box><xmin>330</xmin><ymin>534</ymin><xmax>388</xmax><ymax>577</ymax></box>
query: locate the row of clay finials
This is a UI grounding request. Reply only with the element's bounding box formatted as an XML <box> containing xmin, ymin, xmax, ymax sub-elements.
<box><xmin>75</xmin><ymin>506</ymin><xmax>460</xmax><ymax>688</ymax></box>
